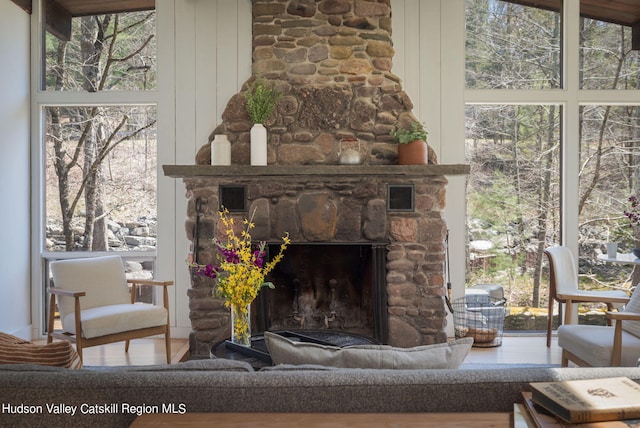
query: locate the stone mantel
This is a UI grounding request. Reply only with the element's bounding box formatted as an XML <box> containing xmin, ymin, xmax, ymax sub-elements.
<box><xmin>162</xmin><ymin>164</ymin><xmax>470</xmax><ymax>178</ymax></box>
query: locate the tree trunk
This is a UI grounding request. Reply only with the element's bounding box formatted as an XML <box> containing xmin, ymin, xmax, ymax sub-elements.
<box><xmin>532</xmin><ymin>105</ymin><xmax>556</xmax><ymax>308</ymax></box>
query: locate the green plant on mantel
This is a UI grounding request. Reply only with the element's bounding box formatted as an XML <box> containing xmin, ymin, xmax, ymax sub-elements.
<box><xmin>390</xmin><ymin>121</ymin><xmax>428</xmax><ymax>144</ymax></box>
<box><xmin>244</xmin><ymin>78</ymin><xmax>283</xmax><ymax>124</ymax></box>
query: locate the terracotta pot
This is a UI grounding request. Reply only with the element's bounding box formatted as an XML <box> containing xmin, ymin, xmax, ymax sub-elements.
<box><xmin>398</xmin><ymin>140</ymin><xmax>428</xmax><ymax>165</ymax></box>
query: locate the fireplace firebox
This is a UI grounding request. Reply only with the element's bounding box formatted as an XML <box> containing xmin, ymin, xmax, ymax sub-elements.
<box><xmin>254</xmin><ymin>243</ymin><xmax>388</xmax><ymax>343</ymax></box>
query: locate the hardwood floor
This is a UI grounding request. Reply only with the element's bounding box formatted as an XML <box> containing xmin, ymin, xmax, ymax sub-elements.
<box><xmin>466</xmin><ymin>334</ymin><xmax>562</xmax><ymax>365</ymax></box>
<box><xmin>35</xmin><ymin>338</ymin><xmax>190</xmax><ymax>366</ymax></box>
<box><xmin>46</xmin><ymin>334</ymin><xmax>560</xmax><ymax>367</ymax></box>
<box><xmin>80</xmin><ymin>338</ymin><xmax>190</xmax><ymax>366</ymax></box>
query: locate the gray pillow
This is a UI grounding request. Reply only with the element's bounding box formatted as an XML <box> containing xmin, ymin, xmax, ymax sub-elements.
<box><xmin>264</xmin><ymin>331</ymin><xmax>473</xmax><ymax>369</ymax></box>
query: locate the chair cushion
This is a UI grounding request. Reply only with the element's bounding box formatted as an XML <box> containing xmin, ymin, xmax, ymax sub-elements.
<box><xmin>558</xmin><ymin>324</ymin><xmax>640</xmax><ymax>367</ymax></box>
<box><xmin>0</xmin><ymin>332</ymin><xmax>82</xmax><ymax>369</ymax></box>
<box><xmin>546</xmin><ymin>246</ymin><xmax>579</xmax><ymax>295</ymax></box>
<box><xmin>50</xmin><ymin>256</ymin><xmax>131</xmax><ymax>318</ymax></box>
<box><xmin>622</xmin><ymin>287</ymin><xmax>640</xmax><ymax>338</ymax></box>
<box><xmin>264</xmin><ymin>331</ymin><xmax>473</xmax><ymax>369</ymax></box>
<box><xmin>62</xmin><ymin>303</ymin><xmax>167</xmax><ymax>339</ymax></box>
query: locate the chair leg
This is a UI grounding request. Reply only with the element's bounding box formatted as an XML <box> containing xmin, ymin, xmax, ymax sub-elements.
<box><xmin>76</xmin><ymin>343</ymin><xmax>83</xmax><ymax>364</ymax></box>
<box><xmin>165</xmin><ymin>331</ymin><xmax>172</xmax><ymax>364</ymax></box>
<box><xmin>558</xmin><ymin>303</ymin><xmax>563</xmax><ymax>329</ymax></box>
<box><xmin>125</xmin><ymin>339</ymin><xmax>130</xmax><ymax>353</ymax></box>
<box><xmin>547</xmin><ymin>298</ymin><xmax>554</xmax><ymax>347</ymax></box>
<box><xmin>47</xmin><ymin>294</ymin><xmax>56</xmax><ymax>344</ymax></box>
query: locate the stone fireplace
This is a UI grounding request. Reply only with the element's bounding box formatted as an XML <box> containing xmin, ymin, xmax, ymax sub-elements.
<box><xmin>164</xmin><ymin>165</ymin><xmax>468</xmax><ymax>357</ymax></box>
<box><xmin>163</xmin><ymin>0</ymin><xmax>469</xmax><ymax>358</ymax></box>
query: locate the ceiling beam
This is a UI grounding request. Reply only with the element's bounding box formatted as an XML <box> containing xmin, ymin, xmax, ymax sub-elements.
<box><xmin>45</xmin><ymin>0</ymin><xmax>72</xmax><ymax>42</ymax></box>
<box><xmin>10</xmin><ymin>0</ymin><xmax>32</xmax><ymax>14</ymax></box>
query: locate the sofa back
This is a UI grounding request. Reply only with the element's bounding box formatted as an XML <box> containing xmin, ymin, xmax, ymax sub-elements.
<box><xmin>1</xmin><ymin>360</ymin><xmax>640</xmax><ymax>427</ymax></box>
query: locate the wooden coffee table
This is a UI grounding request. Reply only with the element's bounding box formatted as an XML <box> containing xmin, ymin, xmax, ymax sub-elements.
<box><xmin>129</xmin><ymin>412</ymin><xmax>511</xmax><ymax>427</ymax></box>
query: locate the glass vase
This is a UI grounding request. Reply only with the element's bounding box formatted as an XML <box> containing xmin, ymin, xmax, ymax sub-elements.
<box><xmin>230</xmin><ymin>303</ymin><xmax>251</xmax><ymax>347</ymax></box>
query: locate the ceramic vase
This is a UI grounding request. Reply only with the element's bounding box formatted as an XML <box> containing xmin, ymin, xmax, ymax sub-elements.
<box><xmin>250</xmin><ymin>123</ymin><xmax>267</xmax><ymax>166</ymax></box>
<box><xmin>211</xmin><ymin>134</ymin><xmax>231</xmax><ymax>165</ymax></box>
<box><xmin>230</xmin><ymin>303</ymin><xmax>251</xmax><ymax>347</ymax></box>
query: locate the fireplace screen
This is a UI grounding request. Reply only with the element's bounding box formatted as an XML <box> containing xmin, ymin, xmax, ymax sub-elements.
<box><xmin>254</xmin><ymin>243</ymin><xmax>387</xmax><ymax>343</ymax></box>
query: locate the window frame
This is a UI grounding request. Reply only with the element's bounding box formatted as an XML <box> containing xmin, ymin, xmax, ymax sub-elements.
<box><xmin>29</xmin><ymin>0</ymin><xmax>175</xmax><ymax>339</ymax></box>
<box><xmin>464</xmin><ymin>0</ymin><xmax>640</xmax><ymax>321</ymax></box>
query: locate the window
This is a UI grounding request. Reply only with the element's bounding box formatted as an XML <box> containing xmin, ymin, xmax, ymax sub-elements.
<box><xmin>465</xmin><ymin>0</ymin><xmax>563</xmax><ymax>312</ymax></box>
<box><xmin>42</xmin><ymin>3</ymin><xmax>157</xmax><ymax>255</ymax></box>
<box><xmin>43</xmin><ymin>5</ymin><xmax>156</xmax><ymax>91</ymax></box>
<box><xmin>465</xmin><ymin>0</ymin><xmax>640</xmax><ymax>326</ymax></box>
<box><xmin>578</xmin><ymin>13</ymin><xmax>640</xmax><ymax>289</ymax></box>
<box><xmin>580</xmin><ymin>18</ymin><xmax>640</xmax><ymax>90</ymax></box>
<box><xmin>465</xmin><ymin>104</ymin><xmax>560</xmax><ymax>307</ymax></box>
<box><xmin>578</xmin><ymin>105</ymin><xmax>640</xmax><ymax>288</ymax></box>
<box><xmin>44</xmin><ymin>105</ymin><xmax>157</xmax><ymax>252</ymax></box>
<box><xmin>37</xmin><ymin>1</ymin><xmax>159</xmax><ymax>321</ymax></box>
<box><xmin>466</xmin><ymin>0</ymin><xmax>561</xmax><ymax>89</ymax></box>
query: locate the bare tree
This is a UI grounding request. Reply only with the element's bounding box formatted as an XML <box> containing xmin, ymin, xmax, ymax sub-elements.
<box><xmin>47</xmin><ymin>12</ymin><xmax>156</xmax><ymax>251</ymax></box>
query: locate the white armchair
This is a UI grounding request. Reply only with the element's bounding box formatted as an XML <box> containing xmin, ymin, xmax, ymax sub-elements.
<box><xmin>47</xmin><ymin>255</ymin><xmax>172</xmax><ymax>364</ymax></box>
<box><xmin>544</xmin><ymin>246</ymin><xmax>629</xmax><ymax>347</ymax></box>
<box><xmin>558</xmin><ymin>285</ymin><xmax>640</xmax><ymax>367</ymax></box>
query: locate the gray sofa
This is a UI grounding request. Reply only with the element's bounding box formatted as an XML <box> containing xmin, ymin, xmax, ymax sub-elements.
<box><xmin>2</xmin><ymin>359</ymin><xmax>640</xmax><ymax>427</ymax></box>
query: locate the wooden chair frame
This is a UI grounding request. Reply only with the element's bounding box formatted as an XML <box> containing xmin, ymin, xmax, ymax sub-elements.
<box><xmin>47</xmin><ymin>278</ymin><xmax>173</xmax><ymax>364</ymax></box>
<box><xmin>561</xmin><ymin>310</ymin><xmax>640</xmax><ymax>367</ymax></box>
<box><xmin>544</xmin><ymin>248</ymin><xmax>629</xmax><ymax>347</ymax></box>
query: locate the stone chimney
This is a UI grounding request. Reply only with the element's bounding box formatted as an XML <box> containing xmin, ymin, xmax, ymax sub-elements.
<box><xmin>195</xmin><ymin>0</ymin><xmax>436</xmax><ymax>166</ymax></box>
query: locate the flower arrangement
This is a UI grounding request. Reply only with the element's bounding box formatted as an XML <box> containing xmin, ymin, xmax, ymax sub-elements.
<box><xmin>191</xmin><ymin>208</ymin><xmax>290</xmax><ymax>345</ymax></box>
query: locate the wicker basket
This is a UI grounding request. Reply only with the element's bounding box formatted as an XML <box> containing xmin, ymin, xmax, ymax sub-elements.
<box><xmin>453</xmin><ymin>296</ymin><xmax>506</xmax><ymax>348</ymax></box>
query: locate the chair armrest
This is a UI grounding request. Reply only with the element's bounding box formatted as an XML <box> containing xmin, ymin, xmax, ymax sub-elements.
<box><xmin>561</xmin><ymin>294</ymin><xmax>629</xmax><ymax>304</ymax></box>
<box><xmin>47</xmin><ymin>287</ymin><xmax>86</xmax><ymax>344</ymax></box>
<box><xmin>48</xmin><ymin>288</ymin><xmax>86</xmax><ymax>298</ymax></box>
<box><xmin>606</xmin><ymin>311</ymin><xmax>640</xmax><ymax>321</ymax></box>
<box><xmin>127</xmin><ymin>279</ymin><xmax>172</xmax><ymax>309</ymax></box>
<box><xmin>127</xmin><ymin>279</ymin><xmax>173</xmax><ymax>287</ymax></box>
<box><xmin>607</xmin><ymin>311</ymin><xmax>640</xmax><ymax>366</ymax></box>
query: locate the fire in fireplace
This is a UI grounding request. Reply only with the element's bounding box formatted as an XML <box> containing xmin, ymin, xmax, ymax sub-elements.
<box><xmin>254</xmin><ymin>243</ymin><xmax>388</xmax><ymax>343</ymax></box>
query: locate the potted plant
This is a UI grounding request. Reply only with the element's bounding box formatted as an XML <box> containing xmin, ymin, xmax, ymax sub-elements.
<box><xmin>390</xmin><ymin>121</ymin><xmax>429</xmax><ymax>165</ymax></box>
<box><xmin>244</xmin><ymin>78</ymin><xmax>282</xmax><ymax>166</ymax></box>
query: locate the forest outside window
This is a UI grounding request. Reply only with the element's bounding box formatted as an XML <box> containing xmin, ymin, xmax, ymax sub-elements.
<box><xmin>465</xmin><ymin>104</ymin><xmax>560</xmax><ymax>308</ymax></box>
<box><xmin>44</xmin><ymin>105</ymin><xmax>157</xmax><ymax>253</ymax></box>
<box><xmin>42</xmin><ymin>0</ymin><xmax>156</xmax><ymax>91</ymax></box>
<box><xmin>465</xmin><ymin>0</ymin><xmax>640</xmax><ymax>327</ymax></box>
<box><xmin>465</xmin><ymin>0</ymin><xmax>561</xmax><ymax>90</ymax></box>
<box><xmin>41</xmin><ymin>1</ymin><xmax>158</xmax><ymax>255</ymax></box>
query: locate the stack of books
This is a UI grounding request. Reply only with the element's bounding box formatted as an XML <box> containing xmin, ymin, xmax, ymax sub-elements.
<box><xmin>514</xmin><ymin>377</ymin><xmax>640</xmax><ymax>427</ymax></box>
